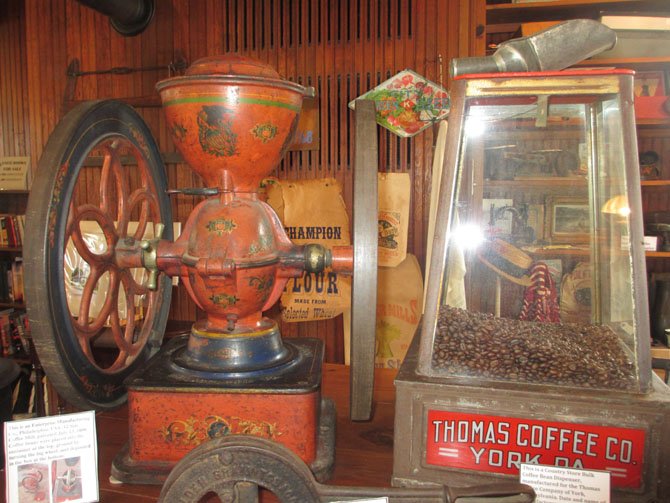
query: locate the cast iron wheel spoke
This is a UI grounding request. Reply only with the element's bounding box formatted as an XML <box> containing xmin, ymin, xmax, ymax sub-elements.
<box><xmin>99</xmin><ymin>141</ymin><xmax>125</xmax><ymax>218</ymax></box>
<box><xmin>118</xmin><ymin>270</ymin><xmax>144</xmax><ymax>349</ymax></box>
<box><xmin>126</xmin><ymin>188</ymin><xmax>159</xmax><ymax>240</ymax></box>
<box><xmin>66</xmin><ymin>203</ymin><xmax>117</xmax><ymax>264</ymax></box>
<box><xmin>106</xmin><ymin>309</ymin><xmax>134</xmax><ymax>372</ymax></box>
<box><xmin>25</xmin><ymin>100</ymin><xmax>173</xmax><ymax>410</ymax></box>
<box><xmin>74</xmin><ymin>265</ymin><xmax>119</xmax><ymax>336</ymax></box>
<box><xmin>122</xmin><ymin>266</ymin><xmax>151</xmax><ymax>297</ymax></box>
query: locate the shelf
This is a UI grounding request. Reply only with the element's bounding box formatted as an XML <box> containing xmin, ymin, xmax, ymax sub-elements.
<box><xmin>487</xmin><ymin>1</ymin><xmax>670</xmax><ymax>25</ymax></box>
<box><xmin>0</xmin><ymin>247</ymin><xmax>22</xmax><ymax>253</ymax></box>
<box><xmin>637</xmin><ymin>117</ymin><xmax>670</xmax><ymax>128</ymax></box>
<box><xmin>646</xmin><ymin>251</ymin><xmax>670</xmax><ymax>258</ymax></box>
<box><xmin>0</xmin><ymin>301</ymin><xmax>25</xmax><ymax>309</ymax></box>
<box><xmin>641</xmin><ymin>179</ymin><xmax>670</xmax><ymax>187</ymax></box>
<box><xmin>0</xmin><ymin>189</ymin><xmax>29</xmax><ymax>196</ymax></box>
<box><xmin>485</xmin><ymin>176</ymin><xmax>587</xmax><ymax>188</ymax></box>
<box><xmin>523</xmin><ymin>246</ymin><xmax>591</xmax><ymax>257</ymax></box>
<box><xmin>520</xmin><ymin>247</ymin><xmax>667</xmax><ymax>258</ymax></box>
<box><xmin>575</xmin><ymin>57</ymin><xmax>670</xmax><ymax>71</ymax></box>
<box><xmin>10</xmin><ymin>355</ymin><xmax>31</xmax><ymax>365</ymax></box>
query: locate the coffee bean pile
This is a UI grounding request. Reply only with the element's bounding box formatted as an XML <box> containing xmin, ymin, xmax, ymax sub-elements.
<box><xmin>432</xmin><ymin>306</ymin><xmax>636</xmax><ymax>390</ymax></box>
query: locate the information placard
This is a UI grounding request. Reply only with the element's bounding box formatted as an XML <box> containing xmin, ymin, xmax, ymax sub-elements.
<box><xmin>0</xmin><ymin>157</ymin><xmax>30</xmax><ymax>190</ymax></box>
<box><xmin>4</xmin><ymin>411</ymin><xmax>99</xmax><ymax>503</ymax></box>
<box><xmin>520</xmin><ymin>463</ymin><xmax>610</xmax><ymax>503</ymax></box>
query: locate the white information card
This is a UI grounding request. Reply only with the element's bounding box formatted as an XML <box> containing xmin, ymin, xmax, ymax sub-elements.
<box><xmin>4</xmin><ymin>410</ymin><xmax>99</xmax><ymax>503</ymax></box>
<box><xmin>520</xmin><ymin>463</ymin><xmax>610</xmax><ymax>503</ymax></box>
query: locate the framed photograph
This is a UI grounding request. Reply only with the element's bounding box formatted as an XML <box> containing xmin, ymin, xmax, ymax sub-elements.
<box><xmin>482</xmin><ymin>198</ymin><xmax>514</xmax><ymax>237</ymax></box>
<box><xmin>526</xmin><ymin>204</ymin><xmax>545</xmax><ymax>244</ymax></box>
<box><xmin>634</xmin><ymin>71</ymin><xmax>666</xmax><ymax>97</ymax></box>
<box><xmin>545</xmin><ymin>196</ymin><xmax>591</xmax><ymax>243</ymax></box>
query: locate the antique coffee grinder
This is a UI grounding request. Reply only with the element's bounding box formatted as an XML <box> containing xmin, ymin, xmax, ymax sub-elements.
<box><xmin>24</xmin><ymin>54</ymin><xmax>380</xmax><ymax>483</ymax></box>
<box><xmin>393</xmin><ymin>68</ymin><xmax>670</xmax><ymax>502</ymax></box>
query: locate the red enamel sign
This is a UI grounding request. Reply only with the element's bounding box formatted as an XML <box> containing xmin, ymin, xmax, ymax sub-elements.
<box><xmin>426</xmin><ymin>410</ymin><xmax>646</xmax><ymax>488</ymax></box>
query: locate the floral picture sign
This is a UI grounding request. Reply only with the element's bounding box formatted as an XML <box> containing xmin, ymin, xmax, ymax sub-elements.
<box><xmin>348</xmin><ymin>69</ymin><xmax>450</xmax><ymax>137</ymax></box>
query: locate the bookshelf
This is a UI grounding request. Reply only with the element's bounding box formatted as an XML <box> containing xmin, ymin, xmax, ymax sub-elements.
<box><xmin>0</xmin><ymin>189</ymin><xmax>44</xmax><ymax>416</ymax></box>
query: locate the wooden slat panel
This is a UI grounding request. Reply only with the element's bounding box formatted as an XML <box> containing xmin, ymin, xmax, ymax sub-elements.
<box><xmin>0</xmin><ymin>1</ymin><xmax>17</xmax><ymax>156</ymax></box>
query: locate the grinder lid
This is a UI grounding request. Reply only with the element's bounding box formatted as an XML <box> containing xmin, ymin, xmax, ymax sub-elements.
<box><xmin>185</xmin><ymin>54</ymin><xmax>281</xmax><ymax>79</ymax></box>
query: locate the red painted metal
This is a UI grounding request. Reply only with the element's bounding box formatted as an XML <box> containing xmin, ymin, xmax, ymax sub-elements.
<box><xmin>153</xmin><ymin>55</ymin><xmax>311</xmax><ymax>338</ymax></box>
<box><xmin>128</xmin><ymin>389</ymin><xmax>320</xmax><ymax>464</ymax></box>
<box><xmin>426</xmin><ymin>410</ymin><xmax>646</xmax><ymax>489</ymax></box>
<box><xmin>454</xmin><ymin>68</ymin><xmax>636</xmax><ymax>81</ymax></box>
<box><xmin>66</xmin><ymin>137</ymin><xmax>162</xmax><ymax>373</ymax></box>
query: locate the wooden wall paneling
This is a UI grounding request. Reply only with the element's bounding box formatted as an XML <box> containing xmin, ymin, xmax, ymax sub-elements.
<box><xmin>249</xmin><ymin>0</ymin><xmax>259</xmax><ymax>57</ymax></box>
<box><xmin>206</xmin><ymin>0</ymin><xmax>224</xmax><ymax>56</ymax></box>
<box><xmin>156</xmin><ymin>2</ymin><xmax>175</xmax><ymax>79</ymax></box>
<box><xmin>79</xmin><ymin>5</ymin><xmax>98</xmax><ymax>99</ymax></box>
<box><xmin>98</xmin><ymin>13</ymin><xmax>114</xmax><ymax>99</ymax></box>
<box><xmin>190</xmin><ymin>0</ymin><xmax>207</xmax><ymax>64</ymax></box>
<box><xmin>139</xmin><ymin>2</ymin><xmax>157</xmax><ymax>100</ymax></box>
<box><xmin>24</xmin><ymin>0</ymin><xmax>55</xmax><ymax>167</ymax></box>
<box><xmin>12</xmin><ymin>0</ymin><xmax>25</xmax><ymax>154</ymax></box>
<box><xmin>0</xmin><ymin>1</ymin><xmax>14</xmax><ymax>156</ymax></box>
<box><xmin>0</xmin><ymin>4</ymin><xmax>6</xmax><ymax>155</ymax></box>
<box><xmin>17</xmin><ymin>0</ymin><xmax>30</xmax><ymax>155</ymax></box>
<box><xmin>258</xmin><ymin>0</ymin><xmax>270</xmax><ymax>64</ymax></box>
<box><xmin>0</xmin><ymin>4</ymin><xmax>8</xmax><ymax>156</ymax></box>
<box><xmin>23</xmin><ymin>0</ymin><xmax>34</xmax><ymax>163</ymax></box>
<box><xmin>172</xmin><ymin>0</ymin><xmax>190</xmax><ymax>65</ymax></box>
<box><xmin>470</xmin><ymin>0</ymin><xmax>487</xmax><ymax>58</ymax></box>
<box><xmin>6</xmin><ymin>0</ymin><xmax>19</xmax><ymax>155</ymax></box>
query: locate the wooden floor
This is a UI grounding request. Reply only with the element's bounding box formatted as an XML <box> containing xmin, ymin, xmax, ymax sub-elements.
<box><xmin>3</xmin><ymin>364</ymin><xmax>399</xmax><ymax>501</ymax></box>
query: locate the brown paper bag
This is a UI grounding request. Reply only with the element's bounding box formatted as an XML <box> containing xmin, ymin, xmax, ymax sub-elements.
<box><xmin>378</xmin><ymin>172</ymin><xmax>410</xmax><ymax>268</ymax></box>
<box><xmin>266</xmin><ymin>178</ymin><xmax>352</xmax><ymax>322</ymax></box>
<box><xmin>375</xmin><ymin>254</ymin><xmax>423</xmax><ymax>369</ymax></box>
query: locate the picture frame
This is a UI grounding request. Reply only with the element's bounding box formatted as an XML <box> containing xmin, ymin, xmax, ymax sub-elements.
<box><xmin>544</xmin><ymin>196</ymin><xmax>591</xmax><ymax>243</ymax></box>
<box><xmin>526</xmin><ymin>204</ymin><xmax>545</xmax><ymax>244</ymax></box>
<box><xmin>634</xmin><ymin>71</ymin><xmax>666</xmax><ymax>98</ymax></box>
<box><xmin>482</xmin><ymin>198</ymin><xmax>514</xmax><ymax>237</ymax></box>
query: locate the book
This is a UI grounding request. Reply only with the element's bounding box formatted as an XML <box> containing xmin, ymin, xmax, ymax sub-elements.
<box><xmin>600</xmin><ymin>15</ymin><xmax>670</xmax><ymax>31</ymax></box>
<box><xmin>9</xmin><ymin>311</ymin><xmax>26</xmax><ymax>356</ymax></box>
<box><xmin>0</xmin><ymin>216</ymin><xmax>8</xmax><ymax>246</ymax></box>
<box><xmin>0</xmin><ymin>261</ymin><xmax>9</xmax><ymax>301</ymax></box>
<box><xmin>0</xmin><ymin>308</ymin><xmax>14</xmax><ymax>356</ymax></box>
<box><xmin>16</xmin><ymin>312</ymin><xmax>30</xmax><ymax>355</ymax></box>
<box><xmin>6</xmin><ymin>215</ymin><xmax>18</xmax><ymax>247</ymax></box>
<box><xmin>16</xmin><ymin>215</ymin><xmax>25</xmax><ymax>246</ymax></box>
<box><xmin>11</xmin><ymin>259</ymin><xmax>23</xmax><ymax>303</ymax></box>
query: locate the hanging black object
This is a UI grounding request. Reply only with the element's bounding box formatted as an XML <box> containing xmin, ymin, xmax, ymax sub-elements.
<box><xmin>74</xmin><ymin>0</ymin><xmax>154</xmax><ymax>37</ymax></box>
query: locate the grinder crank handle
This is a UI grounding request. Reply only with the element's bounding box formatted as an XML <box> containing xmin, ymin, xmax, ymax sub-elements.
<box><xmin>159</xmin><ymin>435</ymin><xmax>536</xmax><ymax>503</ymax></box>
<box><xmin>318</xmin><ymin>482</ymin><xmax>535</xmax><ymax>502</ymax></box>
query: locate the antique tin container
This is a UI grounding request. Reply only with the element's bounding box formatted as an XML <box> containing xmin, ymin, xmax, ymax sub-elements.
<box><xmin>393</xmin><ymin>70</ymin><xmax>670</xmax><ymax>502</ymax></box>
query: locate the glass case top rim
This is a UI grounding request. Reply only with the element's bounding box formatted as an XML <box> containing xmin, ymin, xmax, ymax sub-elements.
<box><xmin>455</xmin><ymin>68</ymin><xmax>635</xmax><ymax>81</ymax></box>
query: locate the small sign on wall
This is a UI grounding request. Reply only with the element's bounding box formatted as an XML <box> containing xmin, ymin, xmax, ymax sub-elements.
<box><xmin>0</xmin><ymin>157</ymin><xmax>30</xmax><ymax>191</ymax></box>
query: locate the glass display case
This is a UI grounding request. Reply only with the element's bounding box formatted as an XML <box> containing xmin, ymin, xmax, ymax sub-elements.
<box><xmin>418</xmin><ymin>69</ymin><xmax>651</xmax><ymax>393</ymax></box>
<box><xmin>394</xmin><ymin>70</ymin><xmax>670</xmax><ymax>502</ymax></box>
